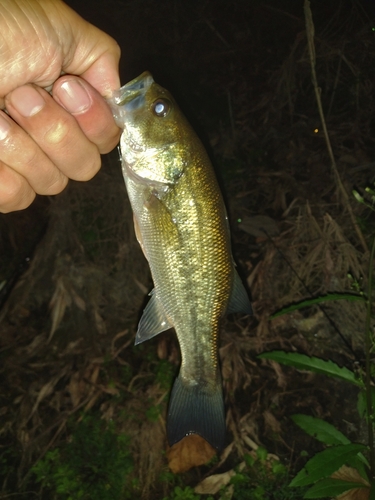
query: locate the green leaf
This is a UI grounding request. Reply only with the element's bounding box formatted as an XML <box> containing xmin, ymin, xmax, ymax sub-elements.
<box><xmin>291</xmin><ymin>415</ymin><xmax>350</xmax><ymax>446</ymax></box>
<box><xmin>289</xmin><ymin>444</ymin><xmax>367</xmax><ymax>487</ymax></box>
<box><xmin>347</xmin><ymin>454</ymin><xmax>370</xmax><ymax>477</ymax></box>
<box><xmin>270</xmin><ymin>293</ymin><xmax>366</xmax><ymax>318</ymax></box>
<box><xmin>303</xmin><ymin>478</ymin><xmax>368</xmax><ymax>499</ymax></box>
<box><xmin>258</xmin><ymin>351</ymin><xmax>363</xmax><ymax>387</ymax></box>
<box><xmin>256</xmin><ymin>446</ymin><xmax>267</xmax><ymax>461</ymax></box>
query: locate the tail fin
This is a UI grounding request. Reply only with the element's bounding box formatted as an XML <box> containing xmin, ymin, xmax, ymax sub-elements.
<box><xmin>167</xmin><ymin>375</ymin><xmax>226</xmax><ymax>450</ymax></box>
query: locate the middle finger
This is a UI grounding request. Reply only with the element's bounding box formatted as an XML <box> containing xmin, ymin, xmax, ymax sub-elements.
<box><xmin>5</xmin><ymin>84</ymin><xmax>101</xmax><ymax>181</ymax></box>
<box><xmin>0</xmin><ymin>109</ymin><xmax>68</xmax><ymax>195</ymax></box>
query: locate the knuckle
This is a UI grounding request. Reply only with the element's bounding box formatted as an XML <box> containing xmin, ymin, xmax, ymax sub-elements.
<box><xmin>43</xmin><ymin>116</ymin><xmax>71</xmax><ymax>148</ymax></box>
<box><xmin>42</xmin><ymin>174</ymin><xmax>69</xmax><ymax>196</ymax></box>
<box><xmin>0</xmin><ymin>174</ymin><xmax>35</xmax><ymax>212</ymax></box>
<box><xmin>21</xmin><ymin>145</ymin><xmax>40</xmax><ymax>168</ymax></box>
<box><xmin>76</xmin><ymin>154</ymin><xmax>101</xmax><ymax>182</ymax></box>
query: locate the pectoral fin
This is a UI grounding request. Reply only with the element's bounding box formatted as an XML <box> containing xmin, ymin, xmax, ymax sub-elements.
<box><xmin>135</xmin><ymin>290</ymin><xmax>173</xmax><ymax>345</ymax></box>
<box><xmin>226</xmin><ymin>270</ymin><xmax>253</xmax><ymax>315</ymax></box>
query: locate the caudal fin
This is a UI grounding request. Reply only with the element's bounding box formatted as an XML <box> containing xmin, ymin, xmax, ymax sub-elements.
<box><xmin>167</xmin><ymin>375</ymin><xmax>226</xmax><ymax>450</ymax></box>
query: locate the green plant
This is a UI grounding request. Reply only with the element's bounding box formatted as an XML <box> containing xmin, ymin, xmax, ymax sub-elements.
<box><xmin>258</xmin><ymin>237</ymin><xmax>374</xmax><ymax>498</ymax></box>
<box><xmin>156</xmin><ymin>359</ymin><xmax>176</xmax><ymax>390</ymax></box>
<box><xmin>256</xmin><ymin>149</ymin><xmax>375</xmax><ymax>497</ymax></box>
<box><xmin>225</xmin><ymin>448</ymin><xmax>304</xmax><ymax>500</ymax></box>
<box><xmin>31</xmin><ymin>413</ymin><xmax>134</xmax><ymax>500</ymax></box>
<box><xmin>163</xmin><ymin>486</ymin><xmax>208</xmax><ymax>500</ymax></box>
<box><xmin>262</xmin><ymin>1</ymin><xmax>375</xmax><ymax>494</ymax></box>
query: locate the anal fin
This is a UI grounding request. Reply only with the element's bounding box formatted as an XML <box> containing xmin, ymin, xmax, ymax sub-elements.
<box><xmin>135</xmin><ymin>290</ymin><xmax>173</xmax><ymax>345</ymax></box>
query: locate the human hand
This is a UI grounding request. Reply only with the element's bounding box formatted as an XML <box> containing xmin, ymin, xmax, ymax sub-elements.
<box><xmin>0</xmin><ymin>0</ymin><xmax>121</xmax><ymax>213</ymax></box>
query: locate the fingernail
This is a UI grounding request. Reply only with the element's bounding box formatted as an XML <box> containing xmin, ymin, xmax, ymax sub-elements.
<box><xmin>0</xmin><ymin>114</ymin><xmax>11</xmax><ymax>140</ymax></box>
<box><xmin>55</xmin><ymin>79</ymin><xmax>91</xmax><ymax>114</ymax></box>
<box><xmin>9</xmin><ymin>86</ymin><xmax>45</xmax><ymax>117</ymax></box>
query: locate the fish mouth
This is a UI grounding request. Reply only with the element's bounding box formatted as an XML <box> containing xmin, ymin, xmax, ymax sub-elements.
<box><xmin>108</xmin><ymin>71</ymin><xmax>154</xmax><ymax>127</ymax></box>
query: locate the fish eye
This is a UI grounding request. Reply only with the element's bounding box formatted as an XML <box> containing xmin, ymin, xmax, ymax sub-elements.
<box><xmin>152</xmin><ymin>99</ymin><xmax>170</xmax><ymax>117</ymax></box>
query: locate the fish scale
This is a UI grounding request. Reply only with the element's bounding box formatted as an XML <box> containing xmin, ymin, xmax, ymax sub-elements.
<box><xmin>108</xmin><ymin>72</ymin><xmax>252</xmax><ymax>450</ymax></box>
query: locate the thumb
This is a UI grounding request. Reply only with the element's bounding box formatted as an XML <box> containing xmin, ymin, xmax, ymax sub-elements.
<box><xmin>47</xmin><ymin>1</ymin><xmax>121</xmax><ymax>97</ymax></box>
<box><xmin>78</xmin><ymin>46</ymin><xmax>121</xmax><ymax>98</ymax></box>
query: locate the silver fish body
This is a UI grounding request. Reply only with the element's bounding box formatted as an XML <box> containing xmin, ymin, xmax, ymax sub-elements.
<box><xmin>108</xmin><ymin>72</ymin><xmax>252</xmax><ymax>449</ymax></box>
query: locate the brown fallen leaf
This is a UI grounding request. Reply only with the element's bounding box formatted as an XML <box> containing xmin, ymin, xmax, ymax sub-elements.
<box><xmin>195</xmin><ymin>470</ymin><xmax>235</xmax><ymax>495</ymax></box>
<box><xmin>263</xmin><ymin>410</ymin><xmax>281</xmax><ymax>435</ymax></box>
<box><xmin>167</xmin><ymin>434</ymin><xmax>216</xmax><ymax>473</ymax></box>
<box><xmin>238</xmin><ymin>215</ymin><xmax>279</xmax><ymax>239</ymax></box>
<box><xmin>195</xmin><ymin>463</ymin><xmax>245</xmax><ymax>495</ymax></box>
<box><xmin>332</xmin><ymin>465</ymin><xmax>370</xmax><ymax>500</ymax></box>
<box><xmin>48</xmin><ymin>277</ymin><xmax>72</xmax><ymax>343</ymax></box>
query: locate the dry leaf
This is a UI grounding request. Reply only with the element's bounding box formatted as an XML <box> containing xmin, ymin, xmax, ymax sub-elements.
<box><xmin>72</xmin><ymin>290</ymin><xmax>86</xmax><ymax>311</ymax></box>
<box><xmin>195</xmin><ymin>461</ymin><xmax>246</xmax><ymax>495</ymax></box>
<box><xmin>167</xmin><ymin>434</ymin><xmax>216</xmax><ymax>473</ymax></box>
<box><xmin>332</xmin><ymin>465</ymin><xmax>370</xmax><ymax>500</ymax></box>
<box><xmin>263</xmin><ymin>410</ymin><xmax>281</xmax><ymax>435</ymax></box>
<box><xmin>238</xmin><ymin>215</ymin><xmax>279</xmax><ymax>238</ymax></box>
<box><xmin>89</xmin><ymin>364</ymin><xmax>100</xmax><ymax>385</ymax></box>
<box><xmin>48</xmin><ymin>278</ymin><xmax>72</xmax><ymax>342</ymax></box>
<box><xmin>195</xmin><ymin>468</ymin><xmax>237</xmax><ymax>494</ymax></box>
<box><xmin>29</xmin><ymin>372</ymin><xmax>66</xmax><ymax>420</ymax></box>
<box><xmin>335</xmin><ymin>486</ymin><xmax>369</xmax><ymax>500</ymax></box>
<box><xmin>68</xmin><ymin>371</ymin><xmax>85</xmax><ymax>407</ymax></box>
<box><xmin>68</xmin><ymin>364</ymin><xmax>101</xmax><ymax>408</ymax></box>
<box><xmin>268</xmin><ymin>359</ymin><xmax>288</xmax><ymax>389</ymax></box>
<box><xmin>94</xmin><ymin>309</ymin><xmax>106</xmax><ymax>335</ymax></box>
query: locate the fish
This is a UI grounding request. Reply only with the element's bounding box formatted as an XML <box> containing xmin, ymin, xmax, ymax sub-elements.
<box><xmin>108</xmin><ymin>72</ymin><xmax>252</xmax><ymax>450</ymax></box>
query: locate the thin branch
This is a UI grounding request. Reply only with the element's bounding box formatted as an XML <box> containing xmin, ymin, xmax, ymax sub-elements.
<box><xmin>304</xmin><ymin>0</ymin><xmax>368</xmax><ymax>253</ymax></box>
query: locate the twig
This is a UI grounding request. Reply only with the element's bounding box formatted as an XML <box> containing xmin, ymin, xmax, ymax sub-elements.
<box><xmin>304</xmin><ymin>0</ymin><xmax>368</xmax><ymax>253</ymax></box>
<box><xmin>205</xmin><ymin>19</ymin><xmax>231</xmax><ymax>48</ymax></box>
<box><xmin>326</xmin><ymin>46</ymin><xmax>343</xmax><ymax>118</ymax></box>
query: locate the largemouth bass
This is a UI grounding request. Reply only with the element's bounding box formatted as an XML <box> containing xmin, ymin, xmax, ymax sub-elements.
<box><xmin>108</xmin><ymin>72</ymin><xmax>252</xmax><ymax>450</ymax></box>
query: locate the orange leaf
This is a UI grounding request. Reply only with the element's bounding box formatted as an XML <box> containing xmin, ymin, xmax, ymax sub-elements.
<box><xmin>167</xmin><ymin>434</ymin><xmax>216</xmax><ymax>473</ymax></box>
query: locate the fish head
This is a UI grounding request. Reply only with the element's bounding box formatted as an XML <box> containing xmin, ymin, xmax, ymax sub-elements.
<box><xmin>108</xmin><ymin>71</ymin><xmax>191</xmax><ymax>188</ymax></box>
